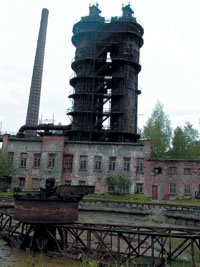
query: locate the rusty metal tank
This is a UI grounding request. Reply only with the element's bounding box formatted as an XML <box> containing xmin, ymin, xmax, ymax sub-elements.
<box><xmin>14</xmin><ymin>184</ymin><xmax>94</xmax><ymax>224</ymax></box>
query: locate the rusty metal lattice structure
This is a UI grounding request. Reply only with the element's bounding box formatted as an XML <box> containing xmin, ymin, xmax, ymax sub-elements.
<box><xmin>67</xmin><ymin>3</ymin><xmax>143</xmax><ymax>142</ymax></box>
<box><xmin>1</xmin><ymin>212</ymin><xmax>200</xmax><ymax>266</ymax></box>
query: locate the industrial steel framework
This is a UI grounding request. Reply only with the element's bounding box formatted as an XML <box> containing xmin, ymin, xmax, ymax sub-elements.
<box><xmin>67</xmin><ymin>4</ymin><xmax>143</xmax><ymax>142</ymax></box>
<box><xmin>1</xmin><ymin>212</ymin><xmax>200</xmax><ymax>266</ymax></box>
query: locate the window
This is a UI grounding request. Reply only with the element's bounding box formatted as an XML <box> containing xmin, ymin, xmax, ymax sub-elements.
<box><xmin>34</xmin><ymin>153</ymin><xmax>41</xmax><ymax>168</ymax></box>
<box><xmin>20</xmin><ymin>153</ymin><xmax>27</xmax><ymax>167</ymax></box>
<box><xmin>124</xmin><ymin>158</ymin><xmax>130</xmax><ymax>172</ymax></box>
<box><xmin>169</xmin><ymin>167</ymin><xmax>177</xmax><ymax>175</ymax></box>
<box><xmin>18</xmin><ymin>177</ymin><xmax>25</xmax><ymax>188</ymax></box>
<box><xmin>136</xmin><ymin>158</ymin><xmax>144</xmax><ymax>173</ymax></box>
<box><xmin>63</xmin><ymin>155</ymin><xmax>73</xmax><ymax>173</ymax></box>
<box><xmin>136</xmin><ymin>183</ymin><xmax>144</xmax><ymax>194</ymax></box>
<box><xmin>109</xmin><ymin>157</ymin><xmax>116</xmax><ymax>171</ymax></box>
<box><xmin>32</xmin><ymin>178</ymin><xmax>41</xmax><ymax>189</ymax></box>
<box><xmin>154</xmin><ymin>167</ymin><xmax>162</xmax><ymax>174</ymax></box>
<box><xmin>8</xmin><ymin>152</ymin><xmax>14</xmax><ymax>165</ymax></box>
<box><xmin>94</xmin><ymin>156</ymin><xmax>102</xmax><ymax>171</ymax></box>
<box><xmin>48</xmin><ymin>153</ymin><xmax>55</xmax><ymax>168</ymax></box>
<box><xmin>79</xmin><ymin>180</ymin><xmax>86</xmax><ymax>185</ymax></box>
<box><xmin>169</xmin><ymin>183</ymin><xmax>176</xmax><ymax>194</ymax></box>
<box><xmin>64</xmin><ymin>180</ymin><xmax>71</xmax><ymax>186</ymax></box>
<box><xmin>185</xmin><ymin>184</ymin><xmax>191</xmax><ymax>195</ymax></box>
<box><xmin>107</xmin><ymin>185</ymin><xmax>115</xmax><ymax>192</ymax></box>
<box><xmin>184</xmin><ymin>168</ymin><xmax>192</xmax><ymax>175</ymax></box>
<box><xmin>79</xmin><ymin>156</ymin><xmax>87</xmax><ymax>170</ymax></box>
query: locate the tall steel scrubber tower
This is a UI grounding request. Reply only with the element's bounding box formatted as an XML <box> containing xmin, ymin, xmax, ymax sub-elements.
<box><xmin>25</xmin><ymin>8</ymin><xmax>49</xmax><ymax>135</ymax></box>
<box><xmin>68</xmin><ymin>3</ymin><xmax>143</xmax><ymax>142</ymax></box>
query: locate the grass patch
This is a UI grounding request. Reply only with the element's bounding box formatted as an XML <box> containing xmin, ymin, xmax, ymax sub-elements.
<box><xmin>84</xmin><ymin>193</ymin><xmax>151</xmax><ymax>203</ymax></box>
<box><xmin>0</xmin><ymin>191</ymin><xmax>14</xmax><ymax>197</ymax></box>
<box><xmin>84</xmin><ymin>193</ymin><xmax>200</xmax><ymax>207</ymax></box>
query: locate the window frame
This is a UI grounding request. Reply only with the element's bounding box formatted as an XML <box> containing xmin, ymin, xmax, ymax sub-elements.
<box><xmin>109</xmin><ymin>157</ymin><xmax>116</xmax><ymax>171</ymax></box>
<box><xmin>18</xmin><ymin>177</ymin><xmax>25</xmax><ymax>188</ymax></box>
<box><xmin>64</xmin><ymin>180</ymin><xmax>72</xmax><ymax>186</ymax></box>
<box><xmin>136</xmin><ymin>158</ymin><xmax>144</xmax><ymax>173</ymax></box>
<box><xmin>123</xmin><ymin>157</ymin><xmax>130</xmax><ymax>172</ymax></box>
<box><xmin>34</xmin><ymin>153</ymin><xmax>41</xmax><ymax>168</ymax></box>
<box><xmin>169</xmin><ymin>183</ymin><xmax>176</xmax><ymax>194</ymax></box>
<box><xmin>63</xmin><ymin>154</ymin><xmax>73</xmax><ymax>173</ymax></box>
<box><xmin>135</xmin><ymin>183</ymin><xmax>144</xmax><ymax>194</ymax></box>
<box><xmin>184</xmin><ymin>168</ymin><xmax>192</xmax><ymax>175</ymax></box>
<box><xmin>184</xmin><ymin>184</ymin><xmax>191</xmax><ymax>195</ymax></box>
<box><xmin>48</xmin><ymin>153</ymin><xmax>56</xmax><ymax>169</ymax></box>
<box><xmin>79</xmin><ymin>180</ymin><xmax>86</xmax><ymax>186</ymax></box>
<box><xmin>20</xmin><ymin>153</ymin><xmax>28</xmax><ymax>168</ymax></box>
<box><xmin>169</xmin><ymin>167</ymin><xmax>177</xmax><ymax>175</ymax></box>
<box><xmin>94</xmin><ymin>156</ymin><xmax>102</xmax><ymax>171</ymax></box>
<box><xmin>79</xmin><ymin>156</ymin><xmax>87</xmax><ymax>171</ymax></box>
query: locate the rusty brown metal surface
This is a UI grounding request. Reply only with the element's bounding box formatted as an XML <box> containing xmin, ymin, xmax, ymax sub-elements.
<box><xmin>14</xmin><ymin>200</ymin><xmax>79</xmax><ymax>224</ymax></box>
<box><xmin>13</xmin><ymin>185</ymin><xmax>94</xmax><ymax>224</ymax></box>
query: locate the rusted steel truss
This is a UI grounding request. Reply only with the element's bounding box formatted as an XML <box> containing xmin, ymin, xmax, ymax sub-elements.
<box><xmin>0</xmin><ymin>212</ymin><xmax>200</xmax><ymax>266</ymax></box>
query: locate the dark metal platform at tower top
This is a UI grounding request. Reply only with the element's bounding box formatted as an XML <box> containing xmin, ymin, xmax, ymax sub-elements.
<box><xmin>1</xmin><ymin>211</ymin><xmax>200</xmax><ymax>266</ymax></box>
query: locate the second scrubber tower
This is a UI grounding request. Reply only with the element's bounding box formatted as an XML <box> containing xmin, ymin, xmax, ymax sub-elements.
<box><xmin>68</xmin><ymin>3</ymin><xmax>143</xmax><ymax>142</ymax></box>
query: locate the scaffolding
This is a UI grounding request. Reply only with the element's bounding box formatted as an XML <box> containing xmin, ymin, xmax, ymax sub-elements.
<box><xmin>67</xmin><ymin>4</ymin><xmax>144</xmax><ymax>142</ymax></box>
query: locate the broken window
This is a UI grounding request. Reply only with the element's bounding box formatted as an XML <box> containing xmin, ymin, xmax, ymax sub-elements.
<box><xmin>154</xmin><ymin>167</ymin><xmax>162</xmax><ymax>174</ymax></box>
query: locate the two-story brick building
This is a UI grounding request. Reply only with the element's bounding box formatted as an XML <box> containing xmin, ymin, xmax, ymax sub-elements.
<box><xmin>1</xmin><ymin>133</ymin><xmax>200</xmax><ymax>200</ymax></box>
<box><xmin>1</xmin><ymin>134</ymin><xmax>151</xmax><ymax>194</ymax></box>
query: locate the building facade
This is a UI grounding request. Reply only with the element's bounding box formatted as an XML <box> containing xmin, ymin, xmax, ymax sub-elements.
<box><xmin>145</xmin><ymin>159</ymin><xmax>200</xmax><ymax>200</ymax></box>
<box><xmin>1</xmin><ymin>134</ymin><xmax>150</xmax><ymax>194</ymax></box>
<box><xmin>1</xmin><ymin>134</ymin><xmax>200</xmax><ymax>200</ymax></box>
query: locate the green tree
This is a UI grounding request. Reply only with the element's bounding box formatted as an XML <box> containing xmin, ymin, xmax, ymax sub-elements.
<box><xmin>106</xmin><ymin>172</ymin><xmax>131</xmax><ymax>194</ymax></box>
<box><xmin>171</xmin><ymin>122</ymin><xmax>200</xmax><ymax>159</ymax></box>
<box><xmin>0</xmin><ymin>150</ymin><xmax>16</xmax><ymax>178</ymax></box>
<box><xmin>143</xmin><ymin>101</ymin><xmax>172</xmax><ymax>158</ymax></box>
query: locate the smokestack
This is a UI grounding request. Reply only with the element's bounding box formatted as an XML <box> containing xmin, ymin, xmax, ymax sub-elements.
<box><xmin>25</xmin><ymin>8</ymin><xmax>49</xmax><ymax>135</ymax></box>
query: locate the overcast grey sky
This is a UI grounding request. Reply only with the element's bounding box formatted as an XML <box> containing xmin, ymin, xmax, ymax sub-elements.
<box><xmin>0</xmin><ymin>0</ymin><xmax>200</xmax><ymax>133</ymax></box>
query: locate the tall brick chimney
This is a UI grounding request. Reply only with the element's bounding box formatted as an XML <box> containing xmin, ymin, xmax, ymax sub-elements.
<box><xmin>25</xmin><ymin>8</ymin><xmax>49</xmax><ymax>135</ymax></box>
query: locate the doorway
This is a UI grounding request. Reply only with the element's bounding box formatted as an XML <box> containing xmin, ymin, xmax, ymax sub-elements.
<box><xmin>152</xmin><ymin>185</ymin><xmax>158</xmax><ymax>200</ymax></box>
